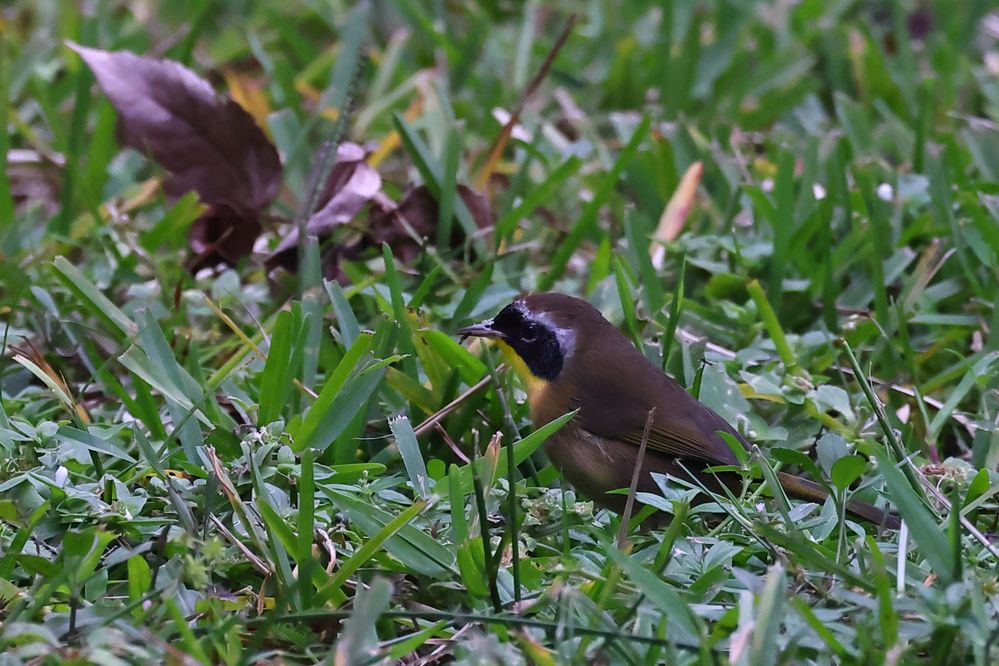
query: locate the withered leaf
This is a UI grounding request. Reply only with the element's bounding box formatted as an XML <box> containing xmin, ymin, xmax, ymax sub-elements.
<box><xmin>7</xmin><ymin>154</ymin><xmax>60</xmax><ymax>218</ymax></box>
<box><xmin>188</xmin><ymin>204</ymin><xmax>262</xmax><ymax>271</ymax></box>
<box><xmin>650</xmin><ymin>160</ymin><xmax>702</xmax><ymax>269</ymax></box>
<box><xmin>309</xmin><ymin>151</ymin><xmax>381</xmax><ymax>231</ymax></box>
<box><xmin>69</xmin><ymin>43</ymin><xmax>282</xmax><ymax>216</ymax></box>
<box><xmin>370</xmin><ymin>184</ymin><xmax>492</xmax><ymax>261</ymax></box>
<box><xmin>266</xmin><ymin>143</ymin><xmax>381</xmax><ymax>274</ymax></box>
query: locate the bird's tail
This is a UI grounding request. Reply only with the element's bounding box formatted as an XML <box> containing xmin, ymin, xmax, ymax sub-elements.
<box><xmin>777</xmin><ymin>471</ymin><xmax>900</xmax><ymax>529</ymax></box>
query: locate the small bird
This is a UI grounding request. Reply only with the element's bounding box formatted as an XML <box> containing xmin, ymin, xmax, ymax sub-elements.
<box><xmin>459</xmin><ymin>292</ymin><xmax>897</xmax><ymax>528</ymax></box>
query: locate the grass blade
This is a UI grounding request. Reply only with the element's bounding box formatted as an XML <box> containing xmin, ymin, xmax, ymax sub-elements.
<box><xmin>390</xmin><ymin>414</ymin><xmax>430</xmax><ymax>497</ymax></box>
<box><xmin>540</xmin><ymin>115</ymin><xmax>650</xmax><ymax>290</ymax></box>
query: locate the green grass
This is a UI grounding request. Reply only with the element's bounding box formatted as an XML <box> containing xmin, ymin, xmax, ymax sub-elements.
<box><xmin>3</xmin><ymin>1</ymin><xmax>999</xmax><ymax>663</ymax></box>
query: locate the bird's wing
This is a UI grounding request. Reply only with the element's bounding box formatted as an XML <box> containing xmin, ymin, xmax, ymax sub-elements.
<box><xmin>618</xmin><ymin>414</ymin><xmax>743</xmax><ymax>466</ymax></box>
<box><xmin>571</xmin><ymin>347</ymin><xmax>747</xmax><ymax>467</ymax></box>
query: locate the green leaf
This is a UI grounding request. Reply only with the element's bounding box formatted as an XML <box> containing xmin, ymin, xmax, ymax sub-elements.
<box><xmin>300</xmin><ymin>367</ymin><xmax>385</xmax><ymax>454</ymax></box>
<box><xmin>393</xmin><ymin>111</ymin><xmax>442</xmax><ymax>187</ymax></box>
<box><xmin>929</xmin><ymin>351</ymin><xmax>999</xmax><ymax>439</ymax></box>
<box><xmin>830</xmin><ymin>455</ymin><xmax>867</xmax><ymax>492</ymax></box>
<box><xmin>810</xmin><ymin>385</ymin><xmax>856</xmax><ymax>421</ymax></box>
<box><xmin>247</xmin><ymin>445</ymin><xmax>297</xmax><ymax>604</ymax></box>
<box><xmin>747</xmin><ymin>278</ymin><xmax>796</xmax><ymax>371</ymax></box>
<box><xmin>393</xmin><ymin>112</ymin><xmax>481</xmax><ymax>244</ymax></box>
<box><xmin>62</xmin><ymin>528</ymin><xmax>116</xmax><ymax>587</ymax></box>
<box><xmin>324</xmin><ymin>279</ymin><xmax>361</xmax><ymax>347</ymax></box>
<box><xmin>51</xmin><ymin>256</ymin><xmax>136</xmax><ymax>341</ymax></box>
<box><xmin>258</xmin><ymin>310</ymin><xmax>295</xmax><ymax>425</ymax></box>
<box><xmin>0</xmin><ymin>502</ymin><xmax>49</xmax><ymax>581</ymax></box>
<box><xmin>766</xmin><ymin>149</ymin><xmax>795</xmax><ymax>311</ymax></box>
<box><xmin>293</xmin><ymin>332</ymin><xmax>372</xmax><ymax>451</ymax></box>
<box><xmin>876</xmin><ymin>450</ymin><xmax>954</xmax><ymax>584</ymax></box>
<box><xmin>117</xmin><ymin>347</ymin><xmax>210</xmax><ymax>425</ymax></box>
<box><xmin>256</xmin><ymin>498</ymin><xmax>298</xmax><ymax>562</ymax></box>
<box><xmin>449</xmin><ymin>464</ymin><xmax>468</xmax><ymax>544</ymax></box>
<box><xmin>456</xmin><ymin>539</ymin><xmax>491</xmax><ymax>598</ymax></box>
<box><xmin>624</xmin><ymin>211</ymin><xmax>665</xmax><ymax>318</ymax></box>
<box><xmin>327</xmin><ymin>489</ymin><xmax>454</xmax><ymax>576</ymax></box>
<box><xmin>334</xmin><ymin>577</ymin><xmax>392</xmax><ymax>665</ymax></box>
<box><xmin>316</xmin><ymin>495</ymin><xmax>437</xmax><ymax>606</ymax></box>
<box><xmin>319</xmin><ymin>462</ymin><xmax>387</xmax><ymax>485</ymax></box>
<box><xmin>661</xmin><ymin>251</ymin><xmax>686</xmax><ymax>364</ymax></box>
<box><xmin>450</xmin><ymin>261</ymin><xmax>494</xmax><ymax>326</ymax></box>
<box><xmin>437</xmin><ymin>127</ymin><xmax>459</xmax><ymax>248</ymax></box>
<box><xmin>126</xmin><ymin>555</ymin><xmax>152</xmax><ymax>608</ymax></box>
<box><xmin>416</xmin><ymin>329</ymin><xmax>487</xmax><ymax>386</ymax></box>
<box><xmin>771</xmin><ymin>447</ymin><xmax>824</xmax><ymax>488</ymax></box>
<box><xmin>57</xmin><ymin>426</ymin><xmax>136</xmax><ymax>463</ymax></box>
<box><xmin>387</xmin><ymin>620</ymin><xmax>449</xmax><ymax>660</ymax></box>
<box><xmin>494</xmin><ymin>156</ymin><xmax>582</xmax><ymax>244</ymax></box>
<box><xmin>141</xmin><ymin>192</ymin><xmax>203</xmax><ymax>251</ymax></box>
<box><xmin>11</xmin><ymin>355</ymin><xmax>76</xmax><ymax>413</ymax></box>
<box><xmin>790</xmin><ymin>598</ymin><xmax>849</xmax><ymax>659</ymax></box>
<box><xmin>749</xmin><ymin>564</ymin><xmax>786</xmax><ymax>666</ymax></box>
<box><xmin>390</xmin><ymin>415</ymin><xmax>430</xmax><ymax>497</ymax></box>
<box><xmin>438</xmin><ymin>410</ymin><xmax>577</xmax><ymax>497</ymax></box>
<box><xmin>865</xmin><ymin>536</ymin><xmax>898</xmax><ymax>648</ymax></box>
<box><xmin>613</xmin><ymin>258</ymin><xmax>641</xmax><ymax>347</ymax></box>
<box><xmin>604</xmin><ymin>542</ymin><xmax>703</xmax><ymax>638</ymax></box>
<box><xmin>964</xmin><ymin>468</ymin><xmax>992</xmax><ymax>508</ymax></box>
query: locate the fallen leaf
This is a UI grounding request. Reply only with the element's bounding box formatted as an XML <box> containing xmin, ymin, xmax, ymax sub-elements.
<box><xmin>7</xmin><ymin>149</ymin><xmax>61</xmax><ymax>218</ymax></box>
<box><xmin>266</xmin><ymin>143</ymin><xmax>381</xmax><ymax>275</ymax></box>
<box><xmin>8</xmin><ymin>163</ymin><xmax>60</xmax><ymax>218</ymax></box>
<box><xmin>189</xmin><ymin>204</ymin><xmax>262</xmax><ymax>270</ymax></box>
<box><xmin>298</xmin><ymin>144</ymin><xmax>381</xmax><ymax>237</ymax></box>
<box><xmin>650</xmin><ymin>160</ymin><xmax>702</xmax><ymax>269</ymax></box>
<box><xmin>70</xmin><ymin>43</ymin><xmax>283</xmax><ymax>267</ymax></box>
<box><xmin>370</xmin><ymin>184</ymin><xmax>492</xmax><ymax>261</ymax></box>
<box><xmin>70</xmin><ymin>43</ymin><xmax>282</xmax><ymax>214</ymax></box>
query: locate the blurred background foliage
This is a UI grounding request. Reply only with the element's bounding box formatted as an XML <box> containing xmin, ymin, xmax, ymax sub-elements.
<box><xmin>2</xmin><ymin>0</ymin><xmax>999</xmax><ymax>663</ymax></box>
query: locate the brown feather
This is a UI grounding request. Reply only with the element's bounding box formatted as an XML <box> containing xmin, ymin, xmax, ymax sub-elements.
<box><xmin>521</xmin><ymin>293</ymin><xmax>897</xmax><ymax>528</ymax></box>
<box><xmin>530</xmin><ymin>296</ymin><xmax>743</xmax><ymax>467</ymax></box>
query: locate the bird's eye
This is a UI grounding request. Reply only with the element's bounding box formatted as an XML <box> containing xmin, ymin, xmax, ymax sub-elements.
<box><xmin>522</xmin><ymin>325</ymin><xmax>539</xmax><ymax>342</ymax></box>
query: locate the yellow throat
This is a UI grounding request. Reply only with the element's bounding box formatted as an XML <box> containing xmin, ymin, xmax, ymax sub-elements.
<box><xmin>495</xmin><ymin>339</ymin><xmax>549</xmax><ymax>399</ymax></box>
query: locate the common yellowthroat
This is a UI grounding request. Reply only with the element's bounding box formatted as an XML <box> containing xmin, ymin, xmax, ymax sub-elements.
<box><xmin>459</xmin><ymin>292</ymin><xmax>898</xmax><ymax>528</ymax></box>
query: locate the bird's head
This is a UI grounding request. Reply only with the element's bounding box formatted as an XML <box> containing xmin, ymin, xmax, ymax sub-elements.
<box><xmin>458</xmin><ymin>293</ymin><xmax>601</xmax><ymax>390</ymax></box>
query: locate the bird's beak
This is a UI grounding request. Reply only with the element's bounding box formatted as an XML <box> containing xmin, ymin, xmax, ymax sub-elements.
<box><xmin>457</xmin><ymin>319</ymin><xmax>501</xmax><ymax>343</ymax></box>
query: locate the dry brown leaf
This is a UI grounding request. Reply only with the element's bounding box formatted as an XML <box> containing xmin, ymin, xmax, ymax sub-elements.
<box><xmin>70</xmin><ymin>43</ymin><xmax>283</xmax><ymax>269</ymax></box>
<box><xmin>650</xmin><ymin>160</ymin><xmax>702</xmax><ymax>269</ymax></box>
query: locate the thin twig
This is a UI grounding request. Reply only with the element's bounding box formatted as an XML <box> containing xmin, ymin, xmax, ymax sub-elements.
<box><xmin>317</xmin><ymin>528</ymin><xmax>337</xmax><ymax>574</ymax></box>
<box><xmin>411</xmin><ymin>622</ymin><xmax>473</xmax><ymax>666</ymax></box>
<box><xmin>617</xmin><ymin>408</ymin><xmax>655</xmax><ymax>549</ymax></box>
<box><xmin>475</xmin><ymin>13</ymin><xmax>578</xmax><ymax>189</ymax></box>
<box><xmin>434</xmin><ymin>422</ymin><xmax>470</xmax><ymax>464</ymax></box>
<box><xmin>209</xmin><ymin>514</ymin><xmax>269</xmax><ymax>575</ymax></box>
<box><xmin>413</xmin><ymin>368</ymin><xmax>502</xmax><ymax>437</ymax></box>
